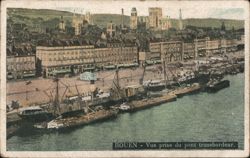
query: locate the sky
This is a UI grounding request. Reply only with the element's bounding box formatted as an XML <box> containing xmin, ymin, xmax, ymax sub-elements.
<box><xmin>53</xmin><ymin>0</ymin><xmax>245</xmax><ymax>20</ymax></box>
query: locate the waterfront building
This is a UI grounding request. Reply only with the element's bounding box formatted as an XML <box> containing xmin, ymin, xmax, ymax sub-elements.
<box><xmin>194</xmin><ymin>37</ymin><xmax>210</xmax><ymax>58</ymax></box>
<box><xmin>220</xmin><ymin>39</ymin><xmax>238</xmax><ymax>53</ymax></box>
<box><xmin>139</xmin><ymin>51</ymin><xmax>161</xmax><ymax>65</ymax></box>
<box><xmin>94</xmin><ymin>46</ymin><xmax>138</xmax><ymax>68</ymax></box>
<box><xmin>107</xmin><ymin>21</ymin><xmax>116</xmax><ymax>37</ymax></box>
<box><xmin>148</xmin><ymin>7</ymin><xmax>162</xmax><ymax>29</ymax></box>
<box><xmin>7</xmin><ymin>55</ymin><xmax>36</xmax><ymax>79</ymax></box>
<box><xmin>183</xmin><ymin>42</ymin><xmax>195</xmax><ymax>60</ymax></box>
<box><xmin>36</xmin><ymin>45</ymin><xmax>95</xmax><ymax>77</ymax></box>
<box><xmin>205</xmin><ymin>39</ymin><xmax>222</xmax><ymax>56</ymax></box>
<box><xmin>149</xmin><ymin>41</ymin><xmax>183</xmax><ymax>63</ymax></box>
<box><xmin>36</xmin><ymin>44</ymin><xmax>138</xmax><ymax>77</ymax></box>
<box><xmin>130</xmin><ymin>7</ymin><xmax>138</xmax><ymax>30</ymax></box>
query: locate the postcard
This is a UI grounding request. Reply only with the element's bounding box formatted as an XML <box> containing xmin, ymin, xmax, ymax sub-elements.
<box><xmin>0</xmin><ymin>0</ymin><xmax>249</xmax><ymax>157</ymax></box>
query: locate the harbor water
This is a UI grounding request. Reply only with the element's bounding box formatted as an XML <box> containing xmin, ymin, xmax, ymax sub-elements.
<box><xmin>7</xmin><ymin>73</ymin><xmax>245</xmax><ymax>151</ymax></box>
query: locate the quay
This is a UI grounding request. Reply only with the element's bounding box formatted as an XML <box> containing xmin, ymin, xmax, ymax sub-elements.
<box><xmin>6</xmin><ymin>54</ymin><xmax>244</xmax><ymax>135</ymax></box>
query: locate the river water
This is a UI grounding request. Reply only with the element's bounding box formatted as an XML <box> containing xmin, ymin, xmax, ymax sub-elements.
<box><xmin>7</xmin><ymin>73</ymin><xmax>245</xmax><ymax>151</ymax></box>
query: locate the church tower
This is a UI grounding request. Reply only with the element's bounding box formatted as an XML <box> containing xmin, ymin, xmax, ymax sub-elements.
<box><xmin>179</xmin><ymin>9</ymin><xmax>183</xmax><ymax>30</ymax></box>
<box><xmin>59</xmin><ymin>16</ymin><xmax>65</xmax><ymax>31</ymax></box>
<box><xmin>130</xmin><ymin>7</ymin><xmax>138</xmax><ymax>30</ymax></box>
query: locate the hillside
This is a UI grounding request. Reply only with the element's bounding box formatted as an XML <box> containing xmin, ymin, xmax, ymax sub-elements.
<box><xmin>7</xmin><ymin>8</ymin><xmax>244</xmax><ymax>29</ymax></box>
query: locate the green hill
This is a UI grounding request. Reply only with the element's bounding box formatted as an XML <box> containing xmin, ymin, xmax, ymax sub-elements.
<box><xmin>175</xmin><ymin>18</ymin><xmax>243</xmax><ymax>29</ymax></box>
<box><xmin>7</xmin><ymin>8</ymin><xmax>244</xmax><ymax>29</ymax></box>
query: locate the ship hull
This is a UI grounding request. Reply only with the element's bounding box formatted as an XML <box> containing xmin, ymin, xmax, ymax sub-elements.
<box><xmin>145</xmin><ymin>85</ymin><xmax>166</xmax><ymax>91</ymax></box>
<box><xmin>175</xmin><ymin>86</ymin><xmax>201</xmax><ymax>98</ymax></box>
<box><xmin>206</xmin><ymin>80</ymin><xmax>230</xmax><ymax>93</ymax></box>
<box><xmin>46</xmin><ymin>109</ymin><xmax>118</xmax><ymax>130</ymax></box>
<box><xmin>18</xmin><ymin>113</ymin><xmax>54</xmax><ymax>122</ymax></box>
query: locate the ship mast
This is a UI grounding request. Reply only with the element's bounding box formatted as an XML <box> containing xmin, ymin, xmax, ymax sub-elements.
<box><xmin>53</xmin><ymin>77</ymin><xmax>61</xmax><ymax>116</ymax></box>
<box><xmin>163</xmin><ymin>60</ymin><xmax>168</xmax><ymax>88</ymax></box>
<box><xmin>112</xmin><ymin>68</ymin><xmax>125</xmax><ymax>100</ymax></box>
<box><xmin>115</xmin><ymin>68</ymin><xmax>120</xmax><ymax>89</ymax></box>
<box><xmin>140</xmin><ymin>64</ymin><xmax>146</xmax><ymax>85</ymax></box>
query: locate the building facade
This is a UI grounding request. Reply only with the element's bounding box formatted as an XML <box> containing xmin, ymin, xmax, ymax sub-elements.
<box><xmin>205</xmin><ymin>39</ymin><xmax>222</xmax><ymax>56</ymax></box>
<box><xmin>194</xmin><ymin>37</ymin><xmax>210</xmax><ymax>57</ymax></box>
<box><xmin>138</xmin><ymin>51</ymin><xmax>161</xmax><ymax>65</ymax></box>
<box><xmin>7</xmin><ymin>55</ymin><xmax>36</xmax><ymax>79</ymax></box>
<box><xmin>150</xmin><ymin>41</ymin><xmax>183</xmax><ymax>63</ymax></box>
<box><xmin>183</xmin><ymin>42</ymin><xmax>195</xmax><ymax>60</ymax></box>
<box><xmin>159</xmin><ymin>16</ymin><xmax>172</xmax><ymax>30</ymax></box>
<box><xmin>36</xmin><ymin>45</ymin><xmax>138</xmax><ymax>77</ymax></box>
<box><xmin>72</xmin><ymin>15</ymin><xmax>84</xmax><ymax>35</ymax></box>
<box><xmin>138</xmin><ymin>16</ymin><xmax>149</xmax><ymax>29</ymax></box>
<box><xmin>85</xmin><ymin>12</ymin><xmax>93</xmax><ymax>25</ymax></box>
<box><xmin>221</xmin><ymin>39</ymin><xmax>237</xmax><ymax>53</ymax></box>
<box><xmin>130</xmin><ymin>7</ymin><xmax>138</xmax><ymax>30</ymax></box>
<box><xmin>59</xmin><ymin>16</ymin><xmax>65</xmax><ymax>32</ymax></box>
<box><xmin>94</xmin><ymin>46</ymin><xmax>138</xmax><ymax>68</ymax></box>
<box><xmin>107</xmin><ymin>21</ymin><xmax>116</xmax><ymax>37</ymax></box>
<box><xmin>36</xmin><ymin>45</ymin><xmax>95</xmax><ymax>77</ymax></box>
<box><xmin>148</xmin><ymin>7</ymin><xmax>162</xmax><ymax>29</ymax></box>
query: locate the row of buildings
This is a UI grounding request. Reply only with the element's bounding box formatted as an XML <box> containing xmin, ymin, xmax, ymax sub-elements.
<box><xmin>142</xmin><ymin>37</ymin><xmax>243</xmax><ymax>64</ymax></box>
<box><xmin>6</xmin><ymin>36</ymin><xmax>244</xmax><ymax>79</ymax></box>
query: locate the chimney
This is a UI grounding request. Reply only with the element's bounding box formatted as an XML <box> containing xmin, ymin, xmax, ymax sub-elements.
<box><xmin>121</xmin><ymin>8</ymin><xmax>124</xmax><ymax>28</ymax></box>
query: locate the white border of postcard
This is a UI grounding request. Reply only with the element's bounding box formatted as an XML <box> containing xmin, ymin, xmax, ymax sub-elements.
<box><xmin>0</xmin><ymin>0</ymin><xmax>249</xmax><ymax>157</ymax></box>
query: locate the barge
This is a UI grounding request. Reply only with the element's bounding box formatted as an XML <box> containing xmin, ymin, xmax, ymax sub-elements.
<box><xmin>206</xmin><ymin>80</ymin><xmax>230</xmax><ymax>92</ymax></box>
<box><xmin>126</xmin><ymin>93</ymin><xmax>177</xmax><ymax>112</ymax></box>
<box><xmin>36</xmin><ymin>109</ymin><xmax>119</xmax><ymax>130</ymax></box>
<box><xmin>18</xmin><ymin>106</ymin><xmax>53</xmax><ymax>122</ymax></box>
<box><xmin>170</xmin><ymin>83</ymin><xmax>201</xmax><ymax>97</ymax></box>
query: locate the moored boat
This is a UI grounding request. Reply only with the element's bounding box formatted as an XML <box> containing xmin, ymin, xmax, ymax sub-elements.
<box><xmin>18</xmin><ymin>106</ymin><xmax>53</xmax><ymax>122</ymax></box>
<box><xmin>170</xmin><ymin>83</ymin><xmax>201</xmax><ymax>97</ymax></box>
<box><xmin>143</xmin><ymin>80</ymin><xmax>166</xmax><ymax>91</ymax></box>
<box><xmin>206</xmin><ymin>79</ymin><xmax>230</xmax><ymax>92</ymax></box>
<box><xmin>35</xmin><ymin>108</ymin><xmax>119</xmax><ymax>130</ymax></box>
<box><xmin>118</xmin><ymin>103</ymin><xmax>131</xmax><ymax>112</ymax></box>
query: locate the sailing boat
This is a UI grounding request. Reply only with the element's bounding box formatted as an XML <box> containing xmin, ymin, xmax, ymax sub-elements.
<box><xmin>34</xmin><ymin>77</ymin><xmax>119</xmax><ymax>130</ymax></box>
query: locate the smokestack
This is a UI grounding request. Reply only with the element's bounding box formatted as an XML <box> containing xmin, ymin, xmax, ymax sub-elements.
<box><xmin>121</xmin><ymin>8</ymin><xmax>124</xmax><ymax>28</ymax></box>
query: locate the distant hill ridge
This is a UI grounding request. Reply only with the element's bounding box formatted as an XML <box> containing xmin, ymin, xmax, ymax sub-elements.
<box><xmin>8</xmin><ymin>8</ymin><xmax>244</xmax><ymax>29</ymax></box>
